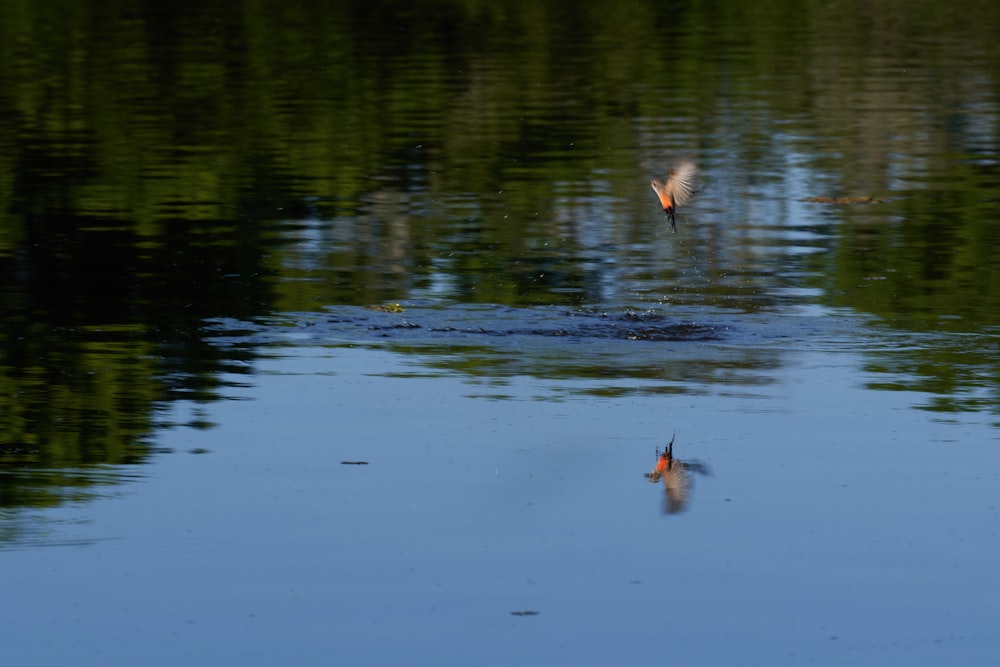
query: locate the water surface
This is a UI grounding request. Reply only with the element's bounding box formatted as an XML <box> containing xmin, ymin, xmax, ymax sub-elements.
<box><xmin>2</xmin><ymin>2</ymin><xmax>999</xmax><ymax>665</ymax></box>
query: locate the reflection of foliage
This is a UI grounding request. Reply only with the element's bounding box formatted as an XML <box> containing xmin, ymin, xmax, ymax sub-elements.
<box><xmin>862</xmin><ymin>329</ymin><xmax>1000</xmax><ymax>415</ymax></box>
<box><xmin>1</xmin><ymin>0</ymin><xmax>997</xmax><ymax>309</ymax></box>
<box><xmin>816</xmin><ymin>185</ymin><xmax>1000</xmax><ymax>413</ymax></box>
<box><xmin>0</xmin><ymin>328</ymin><xmax>156</xmax><ymax>468</ymax></box>
<box><xmin>0</xmin><ymin>317</ymin><xmax>256</xmax><ymax>513</ymax></box>
<box><xmin>821</xmin><ymin>187</ymin><xmax>1000</xmax><ymax>333</ymax></box>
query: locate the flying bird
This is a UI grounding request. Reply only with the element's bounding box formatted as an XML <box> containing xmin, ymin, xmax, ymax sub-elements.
<box><xmin>650</xmin><ymin>160</ymin><xmax>697</xmax><ymax>231</ymax></box>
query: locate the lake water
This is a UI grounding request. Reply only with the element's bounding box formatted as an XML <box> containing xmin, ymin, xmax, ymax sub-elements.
<box><xmin>2</xmin><ymin>2</ymin><xmax>1000</xmax><ymax>665</ymax></box>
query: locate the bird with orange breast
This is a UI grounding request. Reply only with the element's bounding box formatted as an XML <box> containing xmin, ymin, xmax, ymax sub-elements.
<box><xmin>644</xmin><ymin>433</ymin><xmax>710</xmax><ymax>514</ymax></box>
<box><xmin>650</xmin><ymin>160</ymin><xmax>697</xmax><ymax>232</ymax></box>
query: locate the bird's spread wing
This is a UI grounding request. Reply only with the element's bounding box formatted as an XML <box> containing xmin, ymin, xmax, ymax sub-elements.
<box><xmin>666</xmin><ymin>161</ymin><xmax>697</xmax><ymax>206</ymax></box>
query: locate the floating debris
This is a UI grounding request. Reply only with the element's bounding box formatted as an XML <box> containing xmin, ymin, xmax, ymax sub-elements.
<box><xmin>366</xmin><ymin>303</ymin><xmax>406</xmax><ymax>313</ymax></box>
<box><xmin>340</xmin><ymin>461</ymin><xmax>370</xmax><ymax>465</ymax></box>
<box><xmin>510</xmin><ymin>610</ymin><xmax>539</xmax><ymax>616</ymax></box>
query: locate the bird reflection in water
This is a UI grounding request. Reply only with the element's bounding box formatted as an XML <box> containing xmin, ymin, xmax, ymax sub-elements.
<box><xmin>644</xmin><ymin>433</ymin><xmax>710</xmax><ymax>514</ymax></box>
